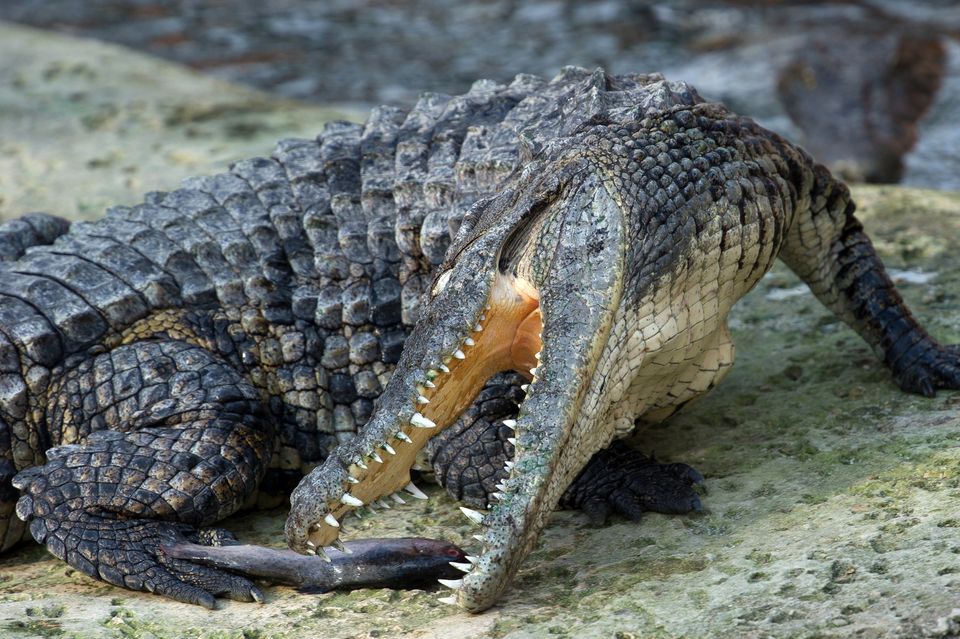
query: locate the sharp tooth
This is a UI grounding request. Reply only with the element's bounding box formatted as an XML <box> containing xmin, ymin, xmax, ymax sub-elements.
<box><xmin>367</xmin><ymin>503</ymin><xmax>377</xmax><ymax>513</ymax></box>
<box><xmin>439</xmin><ymin>596</ymin><xmax>458</xmax><ymax>605</ymax></box>
<box><xmin>505</xmin><ymin>461</ymin><xmax>515</xmax><ymax>470</ymax></box>
<box><xmin>396</xmin><ymin>432</ymin><xmax>413</xmax><ymax>443</ymax></box>
<box><xmin>439</xmin><ymin>364</ymin><xmax>450</xmax><ymax>373</ymax></box>
<box><xmin>534</xmin><ymin>351</ymin><xmax>541</xmax><ymax>360</ymax></box>
<box><xmin>383</xmin><ymin>443</ymin><xmax>396</xmax><ymax>455</ymax></box>
<box><xmin>310</xmin><ymin>522</ymin><xmax>320</xmax><ymax>531</ymax></box>
<box><xmin>341</xmin><ymin>493</ymin><xmax>364</xmax><ymax>507</ymax></box>
<box><xmin>485</xmin><ymin>304</ymin><xmax>492</xmax><ymax>310</ymax></box>
<box><xmin>391</xmin><ymin>493</ymin><xmax>407</xmax><ymax>505</ymax></box>
<box><xmin>466</xmin><ymin>555</ymin><xmax>479</xmax><ymax>564</ymax></box>
<box><xmin>332</xmin><ymin>539</ymin><xmax>352</xmax><ymax>554</ymax></box>
<box><xmin>496</xmin><ymin>482</ymin><xmax>506</xmax><ymax>491</ymax></box>
<box><xmin>356</xmin><ymin>460</ymin><xmax>368</xmax><ymax>470</ymax></box>
<box><xmin>411</xmin><ymin>412</ymin><xmax>436</xmax><ymax>429</ymax></box>
<box><xmin>417</xmin><ymin>395</ymin><xmax>430</xmax><ymax>404</ymax></box>
<box><xmin>520</xmin><ymin>384</ymin><xmax>529</xmax><ymax>391</ymax></box>
<box><xmin>377</xmin><ymin>499</ymin><xmax>391</xmax><ymax>509</ymax></box>
<box><xmin>460</xmin><ymin>506</ymin><xmax>485</xmax><ymax>525</ymax></box>
<box><xmin>346</xmin><ymin>475</ymin><xmax>360</xmax><ymax>484</ymax></box>
<box><xmin>472</xmin><ymin>534</ymin><xmax>485</xmax><ymax>542</ymax></box>
<box><xmin>529</xmin><ymin>367</ymin><xmax>538</xmax><ymax>376</ymax></box>
<box><xmin>438</xmin><ymin>578</ymin><xmax>463</xmax><ymax>589</ymax></box>
<box><xmin>324</xmin><ymin>514</ymin><xmax>340</xmax><ymax>528</ymax></box>
<box><xmin>405</xmin><ymin>482</ymin><xmax>429</xmax><ymax>500</ymax></box>
<box><xmin>507</xmin><ymin>437</ymin><xmax>516</xmax><ymax>446</ymax></box>
<box><xmin>502</xmin><ymin>419</ymin><xmax>517</xmax><ymax>429</ymax></box>
<box><xmin>453</xmin><ymin>349</ymin><xmax>466</xmax><ymax>360</ymax></box>
<box><xmin>450</xmin><ymin>561</ymin><xmax>473</xmax><ymax>573</ymax></box>
<box><xmin>474</xmin><ymin>324</ymin><xmax>483</xmax><ymax>332</ymax></box>
<box><xmin>306</xmin><ymin>541</ymin><xmax>316</xmax><ymax>549</ymax></box>
<box><xmin>306</xmin><ymin>545</ymin><xmax>329</xmax><ymax>561</ymax></box>
<box><xmin>464</xmin><ymin>337</ymin><xmax>475</xmax><ymax>346</ymax></box>
<box><xmin>371</xmin><ymin>452</ymin><xmax>383</xmax><ymax>463</ymax></box>
<box><xmin>424</xmin><ymin>380</ymin><xmax>436</xmax><ymax>388</ymax></box>
<box><xmin>491</xmin><ymin>492</ymin><xmax>504</xmax><ymax>500</ymax></box>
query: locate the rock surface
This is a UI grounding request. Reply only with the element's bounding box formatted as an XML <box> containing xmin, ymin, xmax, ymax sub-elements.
<box><xmin>0</xmin><ymin>22</ymin><xmax>356</xmax><ymax>222</ymax></box>
<box><xmin>1</xmin><ymin>0</ymin><xmax>960</xmax><ymax>189</ymax></box>
<box><xmin>1</xmin><ymin>22</ymin><xmax>960</xmax><ymax>639</ymax></box>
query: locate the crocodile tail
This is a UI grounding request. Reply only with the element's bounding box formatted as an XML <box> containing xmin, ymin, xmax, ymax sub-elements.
<box><xmin>0</xmin><ymin>213</ymin><xmax>70</xmax><ymax>263</ymax></box>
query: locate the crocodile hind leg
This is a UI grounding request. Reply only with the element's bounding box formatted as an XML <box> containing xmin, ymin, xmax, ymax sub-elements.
<box><xmin>427</xmin><ymin>373</ymin><xmax>705</xmax><ymax>524</ymax></box>
<box><xmin>12</xmin><ymin>339</ymin><xmax>274</xmax><ymax>607</ymax></box>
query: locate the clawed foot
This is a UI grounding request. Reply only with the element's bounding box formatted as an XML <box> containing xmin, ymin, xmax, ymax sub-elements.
<box><xmin>14</xmin><ymin>467</ymin><xmax>262</xmax><ymax>608</ymax></box>
<box><xmin>561</xmin><ymin>442</ymin><xmax>705</xmax><ymax>525</ymax></box>
<box><xmin>892</xmin><ymin>342</ymin><xmax>960</xmax><ymax>397</ymax></box>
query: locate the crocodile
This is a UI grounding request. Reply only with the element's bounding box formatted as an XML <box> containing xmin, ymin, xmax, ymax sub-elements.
<box><xmin>2</xmin><ymin>67</ymin><xmax>957</xmax><ymax>612</ymax></box>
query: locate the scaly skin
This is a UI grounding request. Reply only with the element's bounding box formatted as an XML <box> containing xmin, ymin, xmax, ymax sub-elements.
<box><xmin>283</xmin><ymin>71</ymin><xmax>960</xmax><ymax>611</ymax></box>
<box><xmin>1</xmin><ymin>68</ymin><xmax>704</xmax><ymax>605</ymax></box>
<box><xmin>1</xmin><ymin>67</ymin><xmax>957</xmax><ymax>610</ymax></box>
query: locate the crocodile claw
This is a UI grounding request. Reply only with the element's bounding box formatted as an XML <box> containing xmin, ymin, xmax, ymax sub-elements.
<box><xmin>562</xmin><ymin>442</ymin><xmax>706</xmax><ymax>526</ymax></box>
<box><xmin>892</xmin><ymin>341</ymin><xmax>960</xmax><ymax>397</ymax></box>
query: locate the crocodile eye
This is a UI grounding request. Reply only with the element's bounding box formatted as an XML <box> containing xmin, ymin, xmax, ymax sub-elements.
<box><xmin>432</xmin><ymin>270</ymin><xmax>452</xmax><ymax>297</ymax></box>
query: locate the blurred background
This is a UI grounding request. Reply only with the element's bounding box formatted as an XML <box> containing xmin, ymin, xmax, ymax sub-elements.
<box><xmin>1</xmin><ymin>0</ymin><xmax>959</xmax><ymax>190</ymax></box>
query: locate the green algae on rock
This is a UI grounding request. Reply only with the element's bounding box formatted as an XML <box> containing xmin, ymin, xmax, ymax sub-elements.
<box><xmin>0</xmin><ymin>22</ymin><xmax>357</xmax><ymax>223</ymax></box>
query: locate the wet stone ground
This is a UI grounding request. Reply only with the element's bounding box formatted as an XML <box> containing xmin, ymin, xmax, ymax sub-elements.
<box><xmin>2</xmin><ymin>20</ymin><xmax>960</xmax><ymax>639</ymax></box>
<box><xmin>2</xmin><ymin>0</ymin><xmax>960</xmax><ymax>189</ymax></box>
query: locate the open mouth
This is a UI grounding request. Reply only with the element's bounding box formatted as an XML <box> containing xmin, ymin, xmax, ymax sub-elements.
<box><xmin>303</xmin><ymin>272</ymin><xmax>541</xmax><ymax>551</ymax></box>
<box><xmin>287</xmin><ymin>163</ymin><xmax>623</xmax><ymax>611</ymax></box>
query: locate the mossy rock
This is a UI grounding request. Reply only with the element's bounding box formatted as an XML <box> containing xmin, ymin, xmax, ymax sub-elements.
<box><xmin>0</xmin><ymin>21</ymin><xmax>357</xmax><ymax>223</ymax></box>
<box><xmin>1</xmin><ymin>20</ymin><xmax>960</xmax><ymax>639</ymax></box>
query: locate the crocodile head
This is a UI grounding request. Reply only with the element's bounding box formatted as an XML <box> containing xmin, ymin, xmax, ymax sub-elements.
<box><xmin>286</xmin><ymin>152</ymin><xmax>631</xmax><ymax>611</ymax></box>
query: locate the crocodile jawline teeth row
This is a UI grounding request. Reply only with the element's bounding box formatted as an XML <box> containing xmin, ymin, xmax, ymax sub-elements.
<box><xmin>307</xmin><ymin>274</ymin><xmax>542</xmax><ymax>588</ymax></box>
<box><xmin>309</xmin><ymin>306</ymin><xmax>496</xmax><ymax>544</ymax></box>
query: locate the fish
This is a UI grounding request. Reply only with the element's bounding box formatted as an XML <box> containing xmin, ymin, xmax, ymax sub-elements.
<box><xmin>161</xmin><ymin>537</ymin><xmax>468</xmax><ymax>594</ymax></box>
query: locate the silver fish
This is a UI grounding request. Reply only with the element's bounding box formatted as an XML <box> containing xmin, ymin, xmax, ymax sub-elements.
<box><xmin>162</xmin><ymin>537</ymin><xmax>467</xmax><ymax>593</ymax></box>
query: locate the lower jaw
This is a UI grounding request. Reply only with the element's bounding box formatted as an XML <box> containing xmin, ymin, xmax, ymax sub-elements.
<box><xmin>307</xmin><ymin>273</ymin><xmax>542</xmax><ymax>549</ymax></box>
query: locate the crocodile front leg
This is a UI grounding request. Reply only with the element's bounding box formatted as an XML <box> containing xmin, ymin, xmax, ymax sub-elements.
<box><xmin>559</xmin><ymin>442</ymin><xmax>704</xmax><ymax>524</ymax></box>
<box><xmin>428</xmin><ymin>374</ymin><xmax>705</xmax><ymax>524</ymax></box>
<box><xmin>828</xmin><ymin>223</ymin><xmax>960</xmax><ymax>395</ymax></box>
<box><xmin>425</xmin><ymin>373</ymin><xmax>527</xmax><ymax>507</ymax></box>
<box><xmin>780</xmin><ymin>166</ymin><xmax>960</xmax><ymax>396</ymax></box>
<box><xmin>12</xmin><ymin>340</ymin><xmax>274</xmax><ymax>607</ymax></box>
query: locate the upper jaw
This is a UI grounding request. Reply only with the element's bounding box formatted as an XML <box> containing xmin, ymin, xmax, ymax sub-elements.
<box><xmin>285</xmin><ymin>160</ymin><xmax>625</xmax><ymax>612</ymax></box>
<box><xmin>284</xmin><ymin>206</ymin><xmax>545</xmax><ymax>552</ymax></box>
<box><xmin>285</xmin><ymin>265</ymin><xmax>543</xmax><ymax>545</ymax></box>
